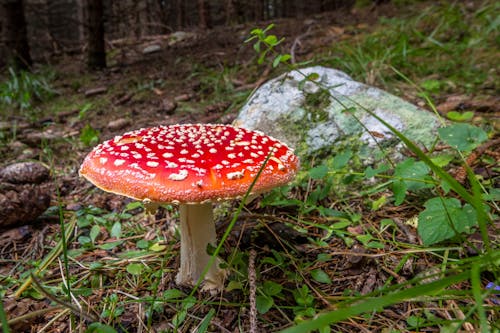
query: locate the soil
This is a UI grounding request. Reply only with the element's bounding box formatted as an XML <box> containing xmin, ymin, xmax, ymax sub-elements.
<box><xmin>0</xmin><ymin>2</ymin><xmax>498</xmax><ymax>332</ymax></box>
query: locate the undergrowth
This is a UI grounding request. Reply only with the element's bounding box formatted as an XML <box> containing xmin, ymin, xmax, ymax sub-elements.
<box><xmin>1</xmin><ymin>1</ymin><xmax>498</xmax><ymax>333</ymax></box>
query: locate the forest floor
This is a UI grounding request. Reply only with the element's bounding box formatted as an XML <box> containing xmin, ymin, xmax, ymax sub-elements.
<box><xmin>0</xmin><ymin>1</ymin><xmax>499</xmax><ymax>332</ymax></box>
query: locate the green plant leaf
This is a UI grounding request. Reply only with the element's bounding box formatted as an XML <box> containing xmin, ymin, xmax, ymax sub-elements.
<box><xmin>126</xmin><ymin>263</ymin><xmax>143</xmax><ymax>275</ymax></box>
<box><xmin>98</xmin><ymin>241</ymin><xmax>123</xmax><ymax>250</ymax></box>
<box><xmin>256</xmin><ymin>295</ymin><xmax>274</xmax><ymax>314</ymax></box>
<box><xmin>392</xmin><ymin>180</ymin><xmax>407</xmax><ymax>206</ymax></box>
<box><xmin>418</xmin><ymin>197</ymin><xmax>477</xmax><ymax>245</ymax></box>
<box><xmin>280</xmin><ymin>270</ymin><xmax>470</xmax><ymax>333</ymax></box>
<box><xmin>311</xmin><ymin>269</ymin><xmax>332</xmax><ymax>284</ymax></box>
<box><xmin>394</xmin><ymin>158</ymin><xmax>432</xmax><ymax>191</ymax></box>
<box><xmin>420</xmin><ymin>79</ymin><xmax>442</xmax><ymax>93</ymax></box>
<box><xmin>309</xmin><ymin>165</ymin><xmax>328</xmax><ymax>180</ymax></box>
<box><xmin>80</xmin><ymin>124</ymin><xmax>100</xmax><ymax>147</ymax></box>
<box><xmin>446</xmin><ymin>111</ymin><xmax>474</xmax><ymax>122</ymax></box>
<box><xmin>85</xmin><ymin>322</ymin><xmax>118</xmax><ymax>333</ymax></box>
<box><xmin>264</xmin><ymin>35</ymin><xmax>278</xmax><ymax>46</ymax></box>
<box><xmin>89</xmin><ymin>225</ymin><xmax>100</xmax><ymax>243</ymax></box>
<box><xmin>332</xmin><ymin>150</ymin><xmax>352</xmax><ymax>170</ymax></box>
<box><xmin>263</xmin><ymin>281</ymin><xmax>283</xmax><ymax>296</ymax></box>
<box><xmin>438</xmin><ymin>123</ymin><xmax>488</xmax><ymax>152</ymax></box>
<box><xmin>163</xmin><ymin>289</ymin><xmax>185</xmax><ymax>300</ymax></box>
<box><xmin>110</xmin><ymin>221</ymin><xmax>121</xmax><ymax>239</ymax></box>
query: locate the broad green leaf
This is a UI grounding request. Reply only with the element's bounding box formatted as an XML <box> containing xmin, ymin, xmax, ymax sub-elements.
<box><xmin>264</xmin><ymin>35</ymin><xmax>278</xmax><ymax>46</ymax></box>
<box><xmin>430</xmin><ymin>154</ymin><xmax>454</xmax><ymax>168</ymax></box>
<box><xmin>226</xmin><ymin>280</ymin><xmax>242</xmax><ymax>291</ymax></box>
<box><xmin>371</xmin><ymin>195</ymin><xmax>387</xmax><ymax>211</ymax></box>
<box><xmin>311</xmin><ymin>269</ymin><xmax>332</xmax><ymax>284</ymax></box>
<box><xmin>333</xmin><ymin>150</ymin><xmax>352</xmax><ymax>170</ymax></box>
<box><xmin>280</xmin><ymin>54</ymin><xmax>291</xmax><ymax>63</ymax></box>
<box><xmin>406</xmin><ymin>315</ymin><xmax>425</xmax><ymax>328</ymax></box>
<box><xmin>392</xmin><ymin>180</ymin><xmax>407</xmax><ymax>206</ymax></box>
<box><xmin>263</xmin><ymin>281</ymin><xmax>283</xmax><ymax>296</ymax></box>
<box><xmin>85</xmin><ymin>322</ymin><xmax>118</xmax><ymax>333</ymax></box>
<box><xmin>149</xmin><ymin>242</ymin><xmax>166</xmax><ymax>252</ymax></box>
<box><xmin>418</xmin><ymin>197</ymin><xmax>477</xmax><ymax>245</ymax></box>
<box><xmin>420</xmin><ymin>79</ymin><xmax>442</xmax><ymax>92</ymax></box>
<box><xmin>309</xmin><ymin>165</ymin><xmax>329</xmax><ymax>180</ymax></box>
<box><xmin>329</xmin><ymin>220</ymin><xmax>351</xmax><ymax>230</ymax></box>
<box><xmin>110</xmin><ymin>221</ymin><xmax>121</xmax><ymax>238</ymax></box>
<box><xmin>124</xmin><ymin>201</ymin><xmax>143</xmax><ymax>211</ymax></box>
<box><xmin>273</xmin><ymin>55</ymin><xmax>282</xmax><ymax>68</ymax></box>
<box><xmin>136</xmin><ymin>239</ymin><xmax>149</xmax><ymax>249</ymax></box>
<box><xmin>163</xmin><ymin>289</ymin><xmax>185</xmax><ymax>300</ymax></box>
<box><xmin>364</xmin><ymin>164</ymin><xmax>389</xmax><ymax>178</ymax></box>
<box><xmin>126</xmin><ymin>263</ymin><xmax>143</xmax><ymax>275</ymax></box>
<box><xmin>98</xmin><ymin>241</ymin><xmax>123</xmax><ymax>250</ymax></box>
<box><xmin>89</xmin><ymin>225</ymin><xmax>100</xmax><ymax>243</ymax></box>
<box><xmin>80</xmin><ymin>124</ymin><xmax>100</xmax><ymax>147</ymax></box>
<box><xmin>394</xmin><ymin>158</ymin><xmax>432</xmax><ymax>191</ymax></box>
<box><xmin>307</xmin><ymin>72</ymin><xmax>320</xmax><ymax>81</ymax></box>
<box><xmin>256</xmin><ymin>295</ymin><xmax>274</xmax><ymax>314</ymax></box>
<box><xmin>438</xmin><ymin>123</ymin><xmax>488</xmax><ymax>152</ymax></box>
<box><xmin>446</xmin><ymin>111</ymin><xmax>474</xmax><ymax>122</ymax></box>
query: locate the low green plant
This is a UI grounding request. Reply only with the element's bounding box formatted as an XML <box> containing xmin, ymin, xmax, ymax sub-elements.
<box><xmin>247</xmin><ymin>21</ymin><xmax>497</xmax><ymax>332</ymax></box>
<box><xmin>0</xmin><ymin>67</ymin><xmax>56</xmax><ymax>112</ymax></box>
<box><xmin>80</xmin><ymin>124</ymin><xmax>100</xmax><ymax>147</ymax></box>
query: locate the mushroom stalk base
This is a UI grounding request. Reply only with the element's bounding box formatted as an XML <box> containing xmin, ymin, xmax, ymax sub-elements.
<box><xmin>176</xmin><ymin>203</ymin><xmax>225</xmax><ymax>290</ymax></box>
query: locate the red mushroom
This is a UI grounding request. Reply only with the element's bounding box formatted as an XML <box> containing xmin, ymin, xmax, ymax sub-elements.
<box><xmin>79</xmin><ymin>124</ymin><xmax>299</xmax><ymax>290</ymax></box>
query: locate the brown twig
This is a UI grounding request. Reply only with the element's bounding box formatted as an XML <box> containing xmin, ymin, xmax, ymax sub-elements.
<box><xmin>249</xmin><ymin>248</ymin><xmax>258</xmax><ymax>333</ymax></box>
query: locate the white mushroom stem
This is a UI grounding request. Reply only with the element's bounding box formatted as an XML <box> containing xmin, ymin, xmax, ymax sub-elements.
<box><xmin>176</xmin><ymin>203</ymin><xmax>225</xmax><ymax>290</ymax></box>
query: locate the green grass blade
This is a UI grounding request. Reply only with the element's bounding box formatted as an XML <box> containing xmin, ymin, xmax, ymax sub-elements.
<box><xmin>0</xmin><ymin>299</ymin><xmax>11</xmax><ymax>333</ymax></box>
<box><xmin>470</xmin><ymin>263</ymin><xmax>488</xmax><ymax>333</ymax></box>
<box><xmin>280</xmin><ymin>271</ymin><xmax>470</xmax><ymax>333</ymax></box>
<box><xmin>14</xmin><ymin>216</ymin><xmax>77</xmax><ymax>297</ymax></box>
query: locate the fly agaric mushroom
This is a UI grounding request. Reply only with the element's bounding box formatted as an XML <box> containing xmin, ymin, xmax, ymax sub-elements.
<box><xmin>79</xmin><ymin>124</ymin><xmax>299</xmax><ymax>290</ymax></box>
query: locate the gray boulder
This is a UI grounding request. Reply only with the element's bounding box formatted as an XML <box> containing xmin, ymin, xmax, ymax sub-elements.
<box><xmin>234</xmin><ymin>66</ymin><xmax>441</xmax><ymax>164</ymax></box>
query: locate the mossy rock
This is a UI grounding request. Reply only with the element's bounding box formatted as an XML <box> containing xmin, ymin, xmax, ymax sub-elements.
<box><xmin>234</xmin><ymin>66</ymin><xmax>441</xmax><ymax>165</ymax></box>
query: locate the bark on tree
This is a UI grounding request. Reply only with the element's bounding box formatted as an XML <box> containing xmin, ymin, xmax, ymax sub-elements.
<box><xmin>0</xmin><ymin>0</ymin><xmax>32</xmax><ymax>70</ymax></box>
<box><xmin>198</xmin><ymin>0</ymin><xmax>210</xmax><ymax>29</ymax></box>
<box><xmin>175</xmin><ymin>0</ymin><xmax>184</xmax><ymax>29</ymax></box>
<box><xmin>254</xmin><ymin>0</ymin><xmax>264</xmax><ymax>21</ymax></box>
<box><xmin>87</xmin><ymin>0</ymin><xmax>106</xmax><ymax>69</ymax></box>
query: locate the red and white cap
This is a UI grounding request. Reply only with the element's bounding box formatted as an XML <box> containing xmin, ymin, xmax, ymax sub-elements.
<box><xmin>79</xmin><ymin>124</ymin><xmax>299</xmax><ymax>203</ymax></box>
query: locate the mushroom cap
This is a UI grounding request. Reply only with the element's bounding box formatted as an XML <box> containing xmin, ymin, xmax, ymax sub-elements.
<box><xmin>79</xmin><ymin>124</ymin><xmax>299</xmax><ymax>204</ymax></box>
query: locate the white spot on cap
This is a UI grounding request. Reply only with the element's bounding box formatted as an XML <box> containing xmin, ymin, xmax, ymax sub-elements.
<box><xmin>168</xmin><ymin>169</ymin><xmax>188</xmax><ymax>181</ymax></box>
<box><xmin>162</xmin><ymin>152</ymin><xmax>173</xmax><ymax>158</ymax></box>
<box><xmin>147</xmin><ymin>161</ymin><xmax>159</xmax><ymax>167</ymax></box>
<box><xmin>228</xmin><ymin>153</ymin><xmax>236</xmax><ymax>159</ymax></box>
<box><xmin>99</xmin><ymin>157</ymin><xmax>108</xmax><ymax>164</ymax></box>
<box><xmin>166</xmin><ymin>161</ymin><xmax>178</xmax><ymax>168</ymax></box>
<box><xmin>120</xmin><ymin>146</ymin><xmax>129</xmax><ymax>151</ymax></box>
<box><xmin>114</xmin><ymin>159</ymin><xmax>125</xmax><ymax>166</ymax></box>
<box><xmin>226</xmin><ymin>170</ymin><xmax>245</xmax><ymax>180</ymax></box>
<box><xmin>209</xmin><ymin>148</ymin><xmax>217</xmax><ymax>154</ymax></box>
<box><xmin>180</xmin><ymin>149</ymin><xmax>188</xmax><ymax>154</ymax></box>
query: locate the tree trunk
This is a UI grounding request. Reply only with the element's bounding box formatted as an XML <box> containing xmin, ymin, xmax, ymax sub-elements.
<box><xmin>254</xmin><ymin>0</ymin><xmax>263</xmax><ymax>21</ymax></box>
<box><xmin>225</xmin><ymin>0</ymin><xmax>236</xmax><ymax>25</ymax></box>
<box><xmin>0</xmin><ymin>0</ymin><xmax>32</xmax><ymax>70</ymax></box>
<box><xmin>175</xmin><ymin>0</ymin><xmax>184</xmax><ymax>29</ymax></box>
<box><xmin>87</xmin><ymin>0</ymin><xmax>106</xmax><ymax>69</ymax></box>
<box><xmin>198</xmin><ymin>0</ymin><xmax>210</xmax><ymax>29</ymax></box>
